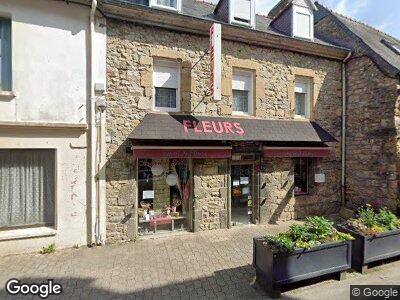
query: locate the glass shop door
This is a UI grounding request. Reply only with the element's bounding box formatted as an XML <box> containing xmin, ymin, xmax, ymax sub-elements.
<box><xmin>231</xmin><ymin>164</ymin><xmax>255</xmax><ymax>226</ymax></box>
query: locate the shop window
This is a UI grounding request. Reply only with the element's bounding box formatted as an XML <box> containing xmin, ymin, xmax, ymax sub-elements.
<box><xmin>153</xmin><ymin>59</ymin><xmax>180</xmax><ymax>112</ymax></box>
<box><xmin>0</xmin><ymin>18</ymin><xmax>12</xmax><ymax>91</ymax></box>
<box><xmin>295</xmin><ymin>78</ymin><xmax>311</xmax><ymax>119</ymax></box>
<box><xmin>150</xmin><ymin>0</ymin><xmax>181</xmax><ymax>12</ymax></box>
<box><xmin>294</xmin><ymin>158</ymin><xmax>309</xmax><ymax>195</ymax></box>
<box><xmin>232</xmin><ymin>69</ymin><xmax>253</xmax><ymax>115</ymax></box>
<box><xmin>0</xmin><ymin>149</ymin><xmax>55</xmax><ymax>229</ymax></box>
<box><xmin>137</xmin><ymin>158</ymin><xmax>190</xmax><ymax>236</ymax></box>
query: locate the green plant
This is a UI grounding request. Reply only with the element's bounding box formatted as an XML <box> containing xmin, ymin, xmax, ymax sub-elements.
<box><xmin>376</xmin><ymin>208</ymin><xmax>398</xmax><ymax>230</ymax></box>
<box><xmin>40</xmin><ymin>243</ymin><xmax>56</xmax><ymax>254</ymax></box>
<box><xmin>346</xmin><ymin>206</ymin><xmax>400</xmax><ymax>235</ymax></box>
<box><xmin>359</xmin><ymin>205</ymin><xmax>377</xmax><ymax>228</ymax></box>
<box><xmin>265</xmin><ymin>216</ymin><xmax>353</xmax><ymax>253</ymax></box>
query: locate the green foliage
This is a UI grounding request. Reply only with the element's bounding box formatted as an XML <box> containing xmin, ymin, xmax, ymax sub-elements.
<box><xmin>347</xmin><ymin>206</ymin><xmax>400</xmax><ymax>235</ymax></box>
<box><xmin>376</xmin><ymin>208</ymin><xmax>399</xmax><ymax>230</ymax></box>
<box><xmin>265</xmin><ymin>233</ymin><xmax>295</xmax><ymax>253</ymax></box>
<box><xmin>40</xmin><ymin>243</ymin><xmax>56</xmax><ymax>254</ymax></box>
<box><xmin>265</xmin><ymin>216</ymin><xmax>353</xmax><ymax>253</ymax></box>
<box><xmin>359</xmin><ymin>205</ymin><xmax>378</xmax><ymax>228</ymax></box>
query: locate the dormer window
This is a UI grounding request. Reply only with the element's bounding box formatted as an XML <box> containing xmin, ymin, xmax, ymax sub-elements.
<box><xmin>229</xmin><ymin>0</ymin><xmax>255</xmax><ymax>28</ymax></box>
<box><xmin>150</xmin><ymin>0</ymin><xmax>181</xmax><ymax>12</ymax></box>
<box><xmin>292</xmin><ymin>5</ymin><xmax>314</xmax><ymax>40</ymax></box>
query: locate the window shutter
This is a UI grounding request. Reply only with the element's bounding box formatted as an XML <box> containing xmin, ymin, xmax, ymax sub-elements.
<box><xmin>153</xmin><ymin>61</ymin><xmax>179</xmax><ymax>89</ymax></box>
<box><xmin>295</xmin><ymin>12</ymin><xmax>311</xmax><ymax>38</ymax></box>
<box><xmin>234</xmin><ymin>0</ymin><xmax>251</xmax><ymax>21</ymax></box>
<box><xmin>232</xmin><ymin>73</ymin><xmax>251</xmax><ymax>91</ymax></box>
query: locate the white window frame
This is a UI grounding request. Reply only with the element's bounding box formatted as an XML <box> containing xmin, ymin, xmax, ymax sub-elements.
<box><xmin>294</xmin><ymin>78</ymin><xmax>311</xmax><ymax>119</ymax></box>
<box><xmin>149</xmin><ymin>0</ymin><xmax>181</xmax><ymax>13</ymax></box>
<box><xmin>152</xmin><ymin>59</ymin><xmax>180</xmax><ymax>113</ymax></box>
<box><xmin>292</xmin><ymin>5</ymin><xmax>314</xmax><ymax>40</ymax></box>
<box><xmin>232</xmin><ymin>69</ymin><xmax>253</xmax><ymax>116</ymax></box>
<box><xmin>229</xmin><ymin>0</ymin><xmax>255</xmax><ymax>28</ymax></box>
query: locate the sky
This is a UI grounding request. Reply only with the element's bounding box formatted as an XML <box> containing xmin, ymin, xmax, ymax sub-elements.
<box><xmin>210</xmin><ymin>0</ymin><xmax>400</xmax><ymax>39</ymax></box>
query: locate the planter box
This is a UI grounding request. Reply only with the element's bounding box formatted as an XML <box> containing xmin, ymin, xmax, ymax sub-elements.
<box><xmin>253</xmin><ymin>237</ymin><xmax>351</xmax><ymax>298</ymax></box>
<box><xmin>337</xmin><ymin>225</ymin><xmax>400</xmax><ymax>273</ymax></box>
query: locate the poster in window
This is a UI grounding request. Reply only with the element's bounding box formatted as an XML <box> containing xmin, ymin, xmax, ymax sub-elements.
<box><xmin>143</xmin><ymin>190</ymin><xmax>154</xmax><ymax>199</ymax></box>
<box><xmin>233</xmin><ymin>180</ymin><xmax>240</xmax><ymax>187</ymax></box>
<box><xmin>240</xmin><ymin>177</ymin><xmax>249</xmax><ymax>185</ymax></box>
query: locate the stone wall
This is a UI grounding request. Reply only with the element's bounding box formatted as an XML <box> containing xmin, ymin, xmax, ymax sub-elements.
<box><xmin>316</xmin><ymin>15</ymin><xmax>400</xmax><ymax>212</ymax></box>
<box><xmin>346</xmin><ymin>57</ymin><xmax>399</xmax><ymax>211</ymax></box>
<box><xmin>193</xmin><ymin>159</ymin><xmax>229</xmax><ymax>231</ymax></box>
<box><xmin>106</xmin><ymin>19</ymin><xmax>343</xmax><ymax>242</ymax></box>
<box><xmin>260</xmin><ymin>157</ymin><xmax>340</xmax><ymax>223</ymax></box>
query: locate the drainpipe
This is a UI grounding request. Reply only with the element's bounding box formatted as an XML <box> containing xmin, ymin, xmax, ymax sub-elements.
<box><xmin>341</xmin><ymin>51</ymin><xmax>352</xmax><ymax>207</ymax></box>
<box><xmin>89</xmin><ymin>0</ymin><xmax>99</xmax><ymax>245</ymax></box>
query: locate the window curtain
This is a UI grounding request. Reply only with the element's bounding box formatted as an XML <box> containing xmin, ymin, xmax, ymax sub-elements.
<box><xmin>157</xmin><ymin>0</ymin><xmax>176</xmax><ymax>7</ymax></box>
<box><xmin>0</xmin><ymin>150</ymin><xmax>55</xmax><ymax>229</ymax></box>
<box><xmin>0</xmin><ymin>18</ymin><xmax>12</xmax><ymax>91</ymax></box>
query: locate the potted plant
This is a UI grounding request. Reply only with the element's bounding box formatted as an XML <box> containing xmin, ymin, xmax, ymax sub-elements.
<box><xmin>253</xmin><ymin>217</ymin><xmax>353</xmax><ymax>298</ymax></box>
<box><xmin>337</xmin><ymin>205</ymin><xmax>400</xmax><ymax>273</ymax></box>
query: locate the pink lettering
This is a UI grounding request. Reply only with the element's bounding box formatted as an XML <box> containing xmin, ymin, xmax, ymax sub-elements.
<box><xmin>202</xmin><ymin>121</ymin><xmax>213</xmax><ymax>133</ymax></box>
<box><xmin>233</xmin><ymin>122</ymin><xmax>245</xmax><ymax>135</ymax></box>
<box><xmin>183</xmin><ymin>120</ymin><xmax>192</xmax><ymax>133</ymax></box>
<box><xmin>193</xmin><ymin>121</ymin><xmax>203</xmax><ymax>133</ymax></box>
<box><xmin>212</xmin><ymin>121</ymin><xmax>224</xmax><ymax>134</ymax></box>
<box><xmin>223</xmin><ymin>122</ymin><xmax>234</xmax><ymax>134</ymax></box>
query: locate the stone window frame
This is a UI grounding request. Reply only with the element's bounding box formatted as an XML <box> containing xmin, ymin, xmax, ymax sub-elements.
<box><xmin>222</xmin><ymin>57</ymin><xmax>263</xmax><ymax>117</ymax></box>
<box><xmin>288</xmin><ymin>67</ymin><xmax>320</xmax><ymax>120</ymax></box>
<box><xmin>139</xmin><ymin>49</ymin><xmax>194</xmax><ymax>113</ymax></box>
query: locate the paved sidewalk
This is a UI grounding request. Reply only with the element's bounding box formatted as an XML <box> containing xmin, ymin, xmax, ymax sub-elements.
<box><xmin>0</xmin><ymin>223</ymin><xmax>399</xmax><ymax>299</ymax></box>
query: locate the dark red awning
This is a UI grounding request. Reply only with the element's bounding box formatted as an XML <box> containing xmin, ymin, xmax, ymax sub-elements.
<box><xmin>132</xmin><ymin>146</ymin><xmax>232</xmax><ymax>159</ymax></box>
<box><xmin>263</xmin><ymin>147</ymin><xmax>331</xmax><ymax>158</ymax></box>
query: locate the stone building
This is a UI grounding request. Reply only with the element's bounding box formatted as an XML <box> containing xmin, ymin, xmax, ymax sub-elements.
<box><xmin>103</xmin><ymin>0</ymin><xmax>350</xmax><ymax>242</ymax></box>
<box><xmin>315</xmin><ymin>3</ymin><xmax>400</xmax><ymax>213</ymax></box>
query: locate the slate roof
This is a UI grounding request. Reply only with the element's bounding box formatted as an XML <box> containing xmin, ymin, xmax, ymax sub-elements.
<box><xmin>268</xmin><ymin>0</ymin><xmax>317</xmax><ymax>19</ymax></box>
<box><xmin>129</xmin><ymin>113</ymin><xmax>337</xmax><ymax>143</ymax></box>
<box><xmin>113</xmin><ymin>0</ymin><xmax>342</xmax><ymax>49</ymax></box>
<box><xmin>315</xmin><ymin>2</ymin><xmax>400</xmax><ymax>77</ymax></box>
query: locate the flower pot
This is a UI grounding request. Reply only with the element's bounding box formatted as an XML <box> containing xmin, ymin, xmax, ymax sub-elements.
<box><xmin>336</xmin><ymin>225</ymin><xmax>400</xmax><ymax>273</ymax></box>
<box><xmin>253</xmin><ymin>237</ymin><xmax>352</xmax><ymax>298</ymax></box>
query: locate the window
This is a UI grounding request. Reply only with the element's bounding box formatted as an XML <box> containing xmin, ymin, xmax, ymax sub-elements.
<box><xmin>232</xmin><ymin>70</ymin><xmax>253</xmax><ymax>115</ymax></box>
<box><xmin>230</xmin><ymin>0</ymin><xmax>255</xmax><ymax>28</ymax></box>
<box><xmin>137</xmin><ymin>158</ymin><xmax>190</xmax><ymax>236</ymax></box>
<box><xmin>295</xmin><ymin>78</ymin><xmax>311</xmax><ymax>118</ymax></box>
<box><xmin>293</xmin><ymin>5</ymin><xmax>313</xmax><ymax>40</ymax></box>
<box><xmin>150</xmin><ymin>0</ymin><xmax>181</xmax><ymax>12</ymax></box>
<box><xmin>392</xmin><ymin>44</ymin><xmax>400</xmax><ymax>54</ymax></box>
<box><xmin>0</xmin><ymin>150</ymin><xmax>55</xmax><ymax>229</ymax></box>
<box><xmin>153</xmin><ymin>59</ymin><xmax>180</xmax><ymax>112</ymax></box>
<box><xmin>0</xmin><ymin>18</ymin><xmax>12</xmax><ymax>91</ymax></box>
<box><xmin>294</xmin><ymin>158</ymin><xmax>309</xmax><ymax>195</ymax></box>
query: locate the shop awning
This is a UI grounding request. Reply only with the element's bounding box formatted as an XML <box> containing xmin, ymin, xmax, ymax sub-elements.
<box><xmin>132</xmin><ymin>146</ymin><xmax>232</xmax><ymax>159</ymax></box>
<box><xmin>129</xmin><ymin>114</ymin><xmax>337</xmax><ymax>143</ymax></box>
<box><xmin>263</xmin><ymin>147</ymin><xmax>331</xmax><ymax>158</ymax></box>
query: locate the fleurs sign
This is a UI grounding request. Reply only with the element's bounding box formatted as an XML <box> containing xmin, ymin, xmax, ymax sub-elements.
<box><xmin>183</xmin><ymin>120</ymin><xmax>245</xmax><ymax>135</ymax></box>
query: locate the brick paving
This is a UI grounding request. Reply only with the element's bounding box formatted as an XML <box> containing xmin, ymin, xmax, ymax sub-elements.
<box><xmin>0</xmin><ymin>223</ymin><xmax>399</xmax><ymax>300</ymax></box>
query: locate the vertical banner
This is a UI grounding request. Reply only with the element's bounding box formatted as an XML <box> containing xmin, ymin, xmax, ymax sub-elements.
<box><xmin>210</xmin><ymin>23</ymin><xmax>222</xmax><ymax>101</ymax></box>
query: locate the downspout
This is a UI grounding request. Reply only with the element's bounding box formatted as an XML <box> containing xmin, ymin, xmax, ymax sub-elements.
<box><xmin>341</xmin><ymin>51</ymin><xmax>352</xmax><ymax>207</ymax></box>
<box><xmin>89</xmin><ymin>0</ymin><xmax>99</xmax><ymax>245</ymax></box>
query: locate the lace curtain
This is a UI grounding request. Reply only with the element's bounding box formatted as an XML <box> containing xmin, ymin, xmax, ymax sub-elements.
<box><xmin>0</xmin><ymin>150</ymin><xmax>55</xmax><ymax>228</ymax></box>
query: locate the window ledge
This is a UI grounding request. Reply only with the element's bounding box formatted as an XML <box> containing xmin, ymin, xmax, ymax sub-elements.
<box><xmin>0</xmin><ymin>227</ymin><xmax>56</xmax><ymax>241</ymax></box>
<box><xmin>0</xmin><ymin>91</ymin><xmax>16</xmax><ymax>100</ymax></box>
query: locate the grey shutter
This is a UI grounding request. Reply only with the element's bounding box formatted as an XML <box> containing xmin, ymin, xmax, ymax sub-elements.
<box><xmin>0</xmin><ymin>18</ymin><xmax>11</xmax><ymax>91</ymax></box>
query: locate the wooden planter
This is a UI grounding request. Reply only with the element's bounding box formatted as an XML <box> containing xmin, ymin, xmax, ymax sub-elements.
<box><xmin>337</xmin><ymin>225</ymin><xmax>400</xmax><ymax>273</ymax></box>
<box><xmin>253</xmin><ymin>237</ymin><xmax>352</xmax><ymax>298</ymax></box>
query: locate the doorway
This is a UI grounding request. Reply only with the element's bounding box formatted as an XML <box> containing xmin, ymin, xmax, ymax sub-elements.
<box><xmin>231</xmin><ymin>164</ymin><xmax>254</xmax><ymax>226</ymax></box>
